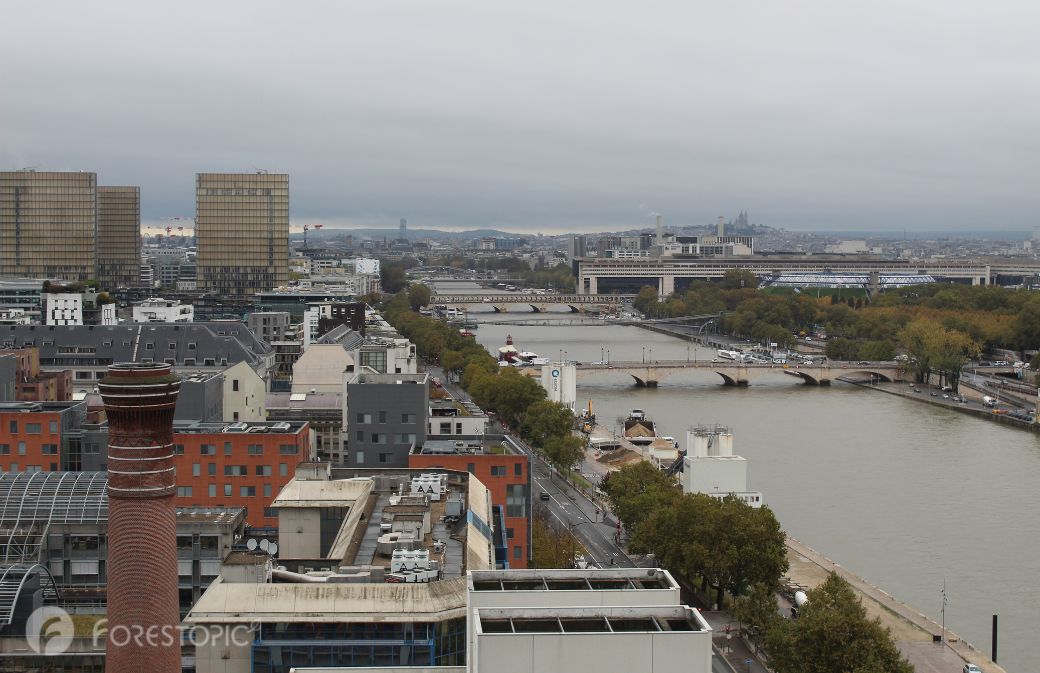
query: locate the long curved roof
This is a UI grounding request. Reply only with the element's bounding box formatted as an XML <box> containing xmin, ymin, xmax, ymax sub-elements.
<box><xmin>0</xmin><ymin>563</ymin><xmax>60</xmax><ymax>626</ymax></box>
<box><xmin>0</xmin><ymin>472</ymin><xmax>107</xmax><ymax>563</ymax></box>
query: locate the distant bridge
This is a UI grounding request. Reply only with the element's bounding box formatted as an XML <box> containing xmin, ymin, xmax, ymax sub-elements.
<box><xmin>553</xmin><ymin>359</ymin><xmax>904</xmax><ymax>387</ymax></box>
<box><xmin>431</xmin><ymin>294</ymin><xmax>633</xmax><ymax>313</ymax></box>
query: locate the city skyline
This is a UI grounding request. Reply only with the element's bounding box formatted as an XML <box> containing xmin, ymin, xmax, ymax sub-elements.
<box><xmin>2</xmin><ymin>2</ymin><xmax>1038</xmax><ymax>234</ymax></box>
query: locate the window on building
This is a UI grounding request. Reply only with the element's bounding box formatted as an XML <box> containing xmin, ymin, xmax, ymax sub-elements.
<box><xmin>208</xmin><ymin>484</ymin><xmax>216</xmax><ymax>497</ymax></box>
<box><xmin>17</xmin><ymin>442</ymin><xmax>26</xmax><ymax>456</ymax></box>
<box><xmin>247</xmin><ymin>444</ymin><xmax>263</xmax><ymax>455</ymax></box>
<box><xmin>506</xmin><ymin>528</ymin><xmax>514</xmax><ymax>539</ymax></box>
<box><xmin>240</xmin><ymin>486</ymin><xmax>256</xmax><ymax>497</ymax></box>
<box><xmin>41</xmin><ymin>444</ymin><xmax>58</xmax><ymax>455</ymax></box>
<box><xmin>223</xmin><ymin>484</ymin><xmax>232</xmax><ymax>497</ymax></box>
<box><xmin>192</xmin><ymin>463</ymin><xmax>201</xmax><ymax>477</ymax></box>
<box><xmin>208</xmin><ymin>463</ymin><xmax>216</xmax><ymax>476</ymax></box>
<box><xmin>506</xmin><ymin>484</ymin><xmax>527</xmax><ymax>517</ymax></box>
<box><xmin>355</xmin><ymin>413</ymin><xmax>371</xmax><ymax>424</ymax></box>
<box><xmin>145</xmin><ymin>342</ymin><xmax>153</xmax><ymax>350</ymax></box>
<box><xmin>200</xmin><ymin>444</ymin><xmax>216</xmax><ymax>455</ymax></box>
<box><xmin>371</xmin><ymin>433</ymin><xmax>385</xmax><ymax>444</ymax></box>
<box><xmin>490</xmin><ymin>465</ymin><xmax>506</xmax><ymax>477</ymax></box>
<box><xmin>263</xmin><ymin>484</ymin><xmax>272</xmax><ymax>498</ymax></box>
<box><xmin>173</xmin><ymin>444</ymin><xmax>184</xmax><ymax>455</ymax></box>
<box><xmin>401</xmin><ymin>413</ymin><xmax>415</xmax><ymax>424</ymax></box>
<box><xmin>355</xmin><ymin>451</ymin><xmax>365</xmax><ymax>464</ymax></box>
<box><xmin>278</xmin><ymin>444</ymin><xmax>298</xmax><ymax>455</ymax></box>
<box><xmin>255</xmin><ymin>465</ymin><xmax>272</xmax><ymax>476</ymax></box>
<box><xmin>177</xmin><ymin>486</ymin><xmax>193</xmax><ymax>497</ymax></box>
<box><xmin>9</xmin><ymin>420</ymin><xmax>17</xmax><ymax>433</ymax></box>
<box><xmin>467</xmin><ymin>463</ymin><xmax>475</xmax><ymax>474</ymax></box>
<box><xmin>0</xmin><ymin>445</ymin><xmax>8</xmax><ymax>455</ymax></box>
<box><xmin>279</xmin><ymin>463</ymin><xmax>288</xmax><ymax>476</ymax></box>
<box><xmin>232</xmin><ymin>379</ymin><xmax>239</xmax><ymax>392</ymax></box>
<box><xmin>395</xmin><ymin>433</ymin><xmax>416</xmax><ymax>444</ymax></box>
<box><xmin>514</xmin><ymin>463</ymin><xmax>523</xmax><ymax>476</ymax></box>
<box><xmin>439</xmin><ymin>422</ymin><xmax>451</xmax><ymax>434</ymax></box>
<box><xmin>355</xmin><ymin>430</ymin><xmax>364</xmax><ymax>442</ymax></box>
<box><xmin>513</xmin><ymin>545</ymin><xmax>522</xmax><ymax>559</ymax></box>
<box><xmin>25</xmin><ymin>423</ymin><xmax>41</xmax><ymax>434</ymax></box>
<box><xmin>378</xmin><ymin>410</ymin><xmax>387</xmax><ymax>423</ymax></box>
<box><xmin>224</xmin><ymin>442</ymin><xmax>232</xmax><ymax>455</ymax></box>
<box><xmin>223</xmin><ymin>465</ymin><xmax>247</xmax><ymax>476</ymax></box>
<box><xmin>49</xmin><ymin>421</ymin><xmax>58</xmax><ymax>433</ymax></box>
<box><xmin>456</xmin><ymin>422</ymin><xmax>463</xmax><ymax>434</ymax></box>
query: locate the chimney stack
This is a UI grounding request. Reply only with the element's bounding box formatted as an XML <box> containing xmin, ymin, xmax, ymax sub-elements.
<box><xmin>99</xmin><ymin>363</ymin><xmax>181</xmax><ymax>673</ymax></box>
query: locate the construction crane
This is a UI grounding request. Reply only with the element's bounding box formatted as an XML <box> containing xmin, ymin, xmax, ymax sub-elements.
<box><xmin>162</xmin><ymin>217</ymin><xmax>196</xmax><ymax>245</ymax></box>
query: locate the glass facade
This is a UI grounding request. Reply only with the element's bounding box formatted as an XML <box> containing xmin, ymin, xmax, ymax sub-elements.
<box><xmin>96</xmin><ymin>186</ymin><xmax>141</xmax><ymax>288</ymax></box>
<box><xmin>195</xmin><ymin>173</ymin><xmax>289</xmax><ymax>297</ymax></box>
<box><xmin>251</xmin><ymin>618</ymin><xmax>466</xmax><ymax>672</ymax></box>
<box><xmin>0</xmin><ymin>171</ymin><xmax>98</xmax><ymax>281</ymax></box>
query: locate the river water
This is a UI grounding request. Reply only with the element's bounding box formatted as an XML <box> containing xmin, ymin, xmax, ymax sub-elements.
<box><xmin>437</xmin><ymin>283</ymin><xmax>1039</xmax><ymax>671</ymax></box>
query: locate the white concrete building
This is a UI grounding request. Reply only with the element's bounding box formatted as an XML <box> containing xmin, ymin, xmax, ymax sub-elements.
<box><xmin>0</xmin><ymin>308</ymin><xmax>30</xmax><ymax>325</ymax></box>
<box><xmin>44</xmin><ymin>293</ymin><xmax>83</xmax><ymax>325</ymax></box>
<box><xmin>131</xmin><ymin>297</ymin><xmax>194</xmax><ymax>323</ymax></box>
<box><xmin>681</xmin><ymin>426</ymin><xmax>762</xmax><ymax>508</ymax></box>
<box><xmin>222</xmin><ymin>361</ymin><xmax>267</xmax><ymax>422</ymax></box>
<box><xmin>355</xmin><ymin>257</ymin><xmax>380</xmax><ymax>275</ymax></box>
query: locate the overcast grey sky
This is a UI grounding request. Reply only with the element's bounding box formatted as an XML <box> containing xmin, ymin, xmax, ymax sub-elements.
<box><xmin>2</xmin><ymin>1</ymin><xmax>1037</xmax><ymax>234</ymax></box>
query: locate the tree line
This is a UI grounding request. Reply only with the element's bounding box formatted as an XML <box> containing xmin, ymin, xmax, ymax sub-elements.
<box><xmin>383</xmin><ymin>289</ymin><xmax>584</xmax><ymax>472</ymax></box>
<box><xmin>601</xmin><ymin>461</ymin><xmax>912</xmax><ymax>672</ymax></box>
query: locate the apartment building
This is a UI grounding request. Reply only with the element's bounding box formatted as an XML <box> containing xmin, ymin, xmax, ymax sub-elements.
<box><xmin>195</xmin><ymin>172</ymin><xmax>289</xmax><ymax>297</ymax></box>
<box><xmin>0</xmin><ymin>401</ymin><xmax>88</xmax><ymax>472</ymax></box>
<box><xmin>170</xmin><ymin>420</ymin><xmax>313</xmax><ymax>527</ymax></box>
<box><xmin>344</xmin><ymin>372</ymin><xmax>429</xmax><ymax>468</ymax></box>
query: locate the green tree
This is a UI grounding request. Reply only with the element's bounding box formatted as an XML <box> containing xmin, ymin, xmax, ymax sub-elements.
<box><xmin>600</xmin><ymin>461</ymin><xmax>679</xmax><ymax>532</ymax></box>
<box><xmin>898</xmin><ymin>318</ymin><xmax>939</xmax><ymax>383</ymax></box>
<box><xmin>928</xmin><ymin>326</ymin><xmax>979</xmax><ymax>391</ymax></box>
<box><xmin>733</xmin><ymin>582</ymin><xmax>781</xmax><ymax>645</ymax></box>
<box><xmin>765</xmin><ymin>573</ymin><xmax>913</xmax><ymax>673</ymax></box>
<box><xmin>380</xmin><ymin>263</ymin><xmax>408</xmax><ymax>293</ymax></box>
<box><xmin>720</xmin><ymin>269</ymin><xmax>760</xmax><ymax>290</ymax></box>
<box><xmin>1013</xmin><ymin>299</ymin><xmax>1040</xmax><ymax>355</ymax></box>
<box><xmin>407</xmin><ymin>283</ymin><xmax>432</xmax><ymax>310</ymax></box>
<box><xmin>522</xmin><ymin>400</ymin><xmax>575</xmax><ymax>446</ymax></box>
<box><xmin>543</xmin><ymin>434</ymin><xmax>586</xmax><ymax>479</ymax></box>
<box><xmin>633</xmin><ymin>286</ymin><xmax>660</xmax><ymax>315</ymax></box>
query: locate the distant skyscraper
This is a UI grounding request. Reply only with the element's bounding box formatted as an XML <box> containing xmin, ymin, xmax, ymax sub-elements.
<box><xmin>0</xmin><ymin>170</ymin><xmax>98</xmax><ymax>281</ymax></box>
<box><xmin>399</xmin><ymin>218</ymin><xmax>408</xmax><ymax>240</ymax></box>
<box><xmin>97</xmin><ymin>186</ymin><xmax>142</xmax><ymax>288</ymax></box>
<box><xmin>195</xmin><ymin>172</ymin><xmax>289</xmax><ymax>296</ymax></box>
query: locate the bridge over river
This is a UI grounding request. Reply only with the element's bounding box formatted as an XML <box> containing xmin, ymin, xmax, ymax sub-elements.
<box><xmin>551</xmin><ymin>359</ymin><xmax>904</xmax><ymax>387</ymax></box>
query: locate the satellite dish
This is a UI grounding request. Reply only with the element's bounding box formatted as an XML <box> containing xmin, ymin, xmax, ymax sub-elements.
<box><xmin>269</xmin><ymin>542</ymin><xmax>278</xmax><ymax>556</ymax></box>
<box><xmin>246</xmin><ymin>539</ymin><xmax>257</xmax><ymax>551</ymax></box>
<box><xmin>259</xmin><ymin>539</ymin><xmax>270</xmax><ymax>552</ymax></box>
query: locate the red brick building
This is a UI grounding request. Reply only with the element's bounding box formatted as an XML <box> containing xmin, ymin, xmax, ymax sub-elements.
<box><xmin>409</xmin><ymin>442</ymin><xmax>531</xmax><ymax>568</ymax></box>
<box><xmin>0</xmin><ymin>347</ymin><xmax>72</xmax><ymax>401</ymax></box>
<box><xmin>0</xmin><ymin>401</ymin><xmax>87</xmax><ymax>472</ymax></box>
<box><xmin>171</xmin><ymin>420</ymin><xmax>314</xmax><ymax>528</ymax></box>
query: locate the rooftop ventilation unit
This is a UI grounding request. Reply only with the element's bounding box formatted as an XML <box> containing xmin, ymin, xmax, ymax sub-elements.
<box><xmin>223</xmin><ymin>422</ymin><xmax>249</xmax><ymax>433</ymax></box>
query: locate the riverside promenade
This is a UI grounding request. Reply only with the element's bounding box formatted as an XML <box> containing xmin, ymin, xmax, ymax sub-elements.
<box><xmin>785</xmin><ymin>537</ymin><xmax>1004</xmax><ymax>673</ymax></box>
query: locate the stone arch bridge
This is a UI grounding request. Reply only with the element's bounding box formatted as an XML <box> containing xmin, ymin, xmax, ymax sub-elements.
<box><xmin>566</xmin><ymin>360</ymin><xmax>903</xmax><ymax>387</ymax></box>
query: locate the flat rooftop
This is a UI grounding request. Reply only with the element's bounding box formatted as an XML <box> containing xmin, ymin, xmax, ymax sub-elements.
<box><xmin>175</xmin><ymin>506</ymin><xmax>246</xmax><ymax>525</ymax></box>
<box><xmin>172</xmin><ymin>420</ymin><xmax>307</xmax><ymax>434</ymax></box>
<box><xmin>469</xmin><ymin>568</ymin><xmax>677</xmax><ymax>592</ymax></box>
<box><xmin>476</xmin><ymin>605</ymin><xmax>707</xmax><ymax>634</ymax></box>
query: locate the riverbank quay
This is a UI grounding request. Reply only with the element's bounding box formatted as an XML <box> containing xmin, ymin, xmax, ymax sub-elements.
<box><xmin>786</xmin><ymin>537</ymin><xmax>1005</xmax><ymax>673</ymax></box>
<box><xmin>846</xmin><ymin>379</ymin><xmax>1040</xmax><ymax>433</ymax></box>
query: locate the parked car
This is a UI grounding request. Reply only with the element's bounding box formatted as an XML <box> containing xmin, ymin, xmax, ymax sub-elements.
<box><xmin>539</xmin><ymin>491</ymin><xmax>551</xmax><ymax>501</ymax></box>
<box><xmin>964</xmin><ymin>664</ymin><xmax>982</xmax><ymax>673</ymax></box>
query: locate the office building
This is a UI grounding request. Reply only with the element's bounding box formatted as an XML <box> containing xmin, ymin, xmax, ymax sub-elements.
<box><xmin>0</xmin><ymin>171</ymin><xmax>97</xmax><ymax>281</ymax></box>
<box><xmin>195</xmin><ymin>172</ymin><xmax>289</xmax><ymax>297</ymax></box>
<box><xmin>96</xmin><ymin>186</ymin><xmax>141</xmax><ymax>288</ymax></box>
<box><xmin>266</xmin><ymin>391</ymin><xmax>343</xmax><ymax>463</ymax></box>
<box><xmin>680</xmin><ymin>426</ymin><xmax>762</xmax><ymax>508</ymax></box>
<box><xmin>344</xmin><ymin>372</ymin><xmax>429</xmax><ymax>468</ymax></box>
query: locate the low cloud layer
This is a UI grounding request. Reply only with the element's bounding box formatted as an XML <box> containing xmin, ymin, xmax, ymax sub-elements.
<box><xmin>2</xmin><ymin>1</ymin><xmax>1037</xmax><ymax>234</ymax></box>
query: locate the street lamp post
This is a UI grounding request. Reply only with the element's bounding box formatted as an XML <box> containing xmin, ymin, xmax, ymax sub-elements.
<box><xmin>606</xmin><ymin>349</ymin><xmax>610</xmax><ymax>365</ymax></box>
<box><xmin>642</xmin><ymin>346</ymin><xmax>646</xmax><ymax>364</ymax></box>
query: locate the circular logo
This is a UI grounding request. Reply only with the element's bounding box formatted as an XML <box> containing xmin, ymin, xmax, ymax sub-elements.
<box><xmin>26</xmin><ymin>606</ymin><xmax>74</xmax><ymax>655</ymax></box>
<box><xmin>551</xmin><ymin>369</ymin><xmax>560</xmax><ymax>378</ymax></box>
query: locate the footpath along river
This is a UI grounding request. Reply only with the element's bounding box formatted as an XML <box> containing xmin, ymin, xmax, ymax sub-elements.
<box><xmin>467</xmin><ymin>312</ymin><xmax>1040</xmax><ymax>672</ymax></box>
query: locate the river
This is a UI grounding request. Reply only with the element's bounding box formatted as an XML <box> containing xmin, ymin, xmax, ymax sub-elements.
<box><xmin>436</xmin><ymin>283</ymin><xmax>1039</xmax><ymax>671</ymax></box>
